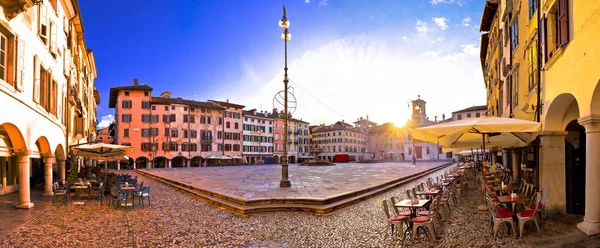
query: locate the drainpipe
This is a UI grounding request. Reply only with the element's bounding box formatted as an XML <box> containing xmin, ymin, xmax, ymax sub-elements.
<box><xmin>535</xmin><ymin>0</ymin><xmax>542</xmax><ymax>187</ymax></box>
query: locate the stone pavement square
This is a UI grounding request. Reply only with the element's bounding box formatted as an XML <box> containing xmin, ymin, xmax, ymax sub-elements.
<box><xmin>141</xmin><ymin>161</ymin><xmax>447</xmax><ymax>200</ymax></box>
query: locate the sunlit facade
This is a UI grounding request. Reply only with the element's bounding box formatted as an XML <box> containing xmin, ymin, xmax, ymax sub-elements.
<box><xmin>0</xmin><ymin>0</ymin><xmax>98</xmax><ymax>208</ymax></box>
<box><xmin>480</xmin><ymin>0</ymin><xmax>600</xmax><ymax>235</ymax></box>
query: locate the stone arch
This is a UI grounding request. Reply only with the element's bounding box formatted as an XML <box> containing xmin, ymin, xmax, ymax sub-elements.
<box><xmin>135</xmin><ymin>156</ymin><xmax>149</xmax><ymax>169</ymax></box>
<box><xmin>191</xmin><ymin>156</ymin><xmax>203</xmax><ymax>167</ymax></box>
<box><xmin>35</xmin><ymin>136</ymin><xmax>52</xmax><ymax>158</ymax></box>
<box><xmin>154</xmin><ymin>156</ymin><xmax>168</xmax><ymax>168</ymax></box>
<box><xmin>0</xmin><ymin>122</ymin><xmax>27</xmax><ymax>153</ymax></box>
<box><xmin>591</xmin><ymin>79</ymin><xmax>600</xmax><ymax>116</ymax></box>
<box><xmin>544</xmin><ymin>93</ymin><xmax>580</xmax><ymax>131</ymax></box>
<box><xmin>54</xmin><ymin>144</ymin><xmax>66</xmax><ymax>160</ymax></box>
<box><xmin>171</xmin><ymin>156</ymin><xmax>187</xmax><ymax>167</ymax></box>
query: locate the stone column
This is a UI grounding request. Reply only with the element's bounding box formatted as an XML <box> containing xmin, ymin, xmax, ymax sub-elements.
<box><xmin>186</xmin><ymin>160</ymin><xmax>191</xmax><ymax>167</ymax></box>
<box><xmin>577</xmin><ymin>116</ymin><xmax>600</xmax><ymax>235</ymax></box>
<box><xmin>59</xmin><ymin>159</ymin><xmax>66</xmax><ymax>184</ymax></box>
<box><xmin>512</xmin><ymin>148</ymin><xmax>522</xmax><ymax>182</ymax></box>
<box><xmin>168</xmin><ymin>160</ymin><xmax>172</xmax><ymax>168</ymax></box>
<box><xmin>538</xmin><ymin>131</ymin><xmax>568</xmax><ymax>215</ymax></box>
<box><xmin>42</xmin><ymin>156</ymin><xmax>55</xmax><ymax>196</ymax></box>
<box><xmin>16</xmin><ymin>154</ymin><xmax>34</xmax><ymax>208</ymax></box>
<box><xmin>502</xmin><ymin>149</ymin><xmax>510</xmax><ymax>172</ymax></box>
<box><xmin>117</xmin><ymin>160</ymin><xmax>121</xmax><ymax>170</ymax></box>
<box><xmin>132</xmin><ymin>160</ymin><xmax>136</xmax><ymax>170</ymax></box>
<box><xmin>491</xmin><ymin>151</ymin><xmax>497</xmax><ymax>166</ymax></box>
<box><xmin>103</xmin><ymin>161</ymin><xmax>107</xmax><ymax>170</ymax></box>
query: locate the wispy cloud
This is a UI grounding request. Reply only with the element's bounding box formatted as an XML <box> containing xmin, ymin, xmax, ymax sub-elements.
<box><xmin>96</xmin><ymin>114</ymin><xmax>114</xmax><ymax>129</ymax></box>
<box><xmin>430</xmin><ymin>0</ymin><xmax>468</xmax><ymax>6</ymax></box>
<box><xmin>415</xmin><ymin>20</ymin><xmax>432</xmax><ymax>35</ymax></box>
<box><xmin>432</xmin><ymin>17</ymin><xmax>448</xmax><ymax>30</ymax></box>
<box><xmin>462</xmin><ymin>17</ymin><xmax>471</xmax><ymax>27</ymax></box>
<box><xmin>319</xmin><ymin>0</ymin><xmax>328</xmax><ymax>6</ymax></box>
<box><xmin>224</xmin><ymin>34</ymin><xmax>485</xmax><ymax>126</ymax></box>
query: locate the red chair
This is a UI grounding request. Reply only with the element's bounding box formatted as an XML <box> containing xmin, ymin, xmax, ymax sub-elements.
<box><xmin>518</xmin><ymin>192</ymin><xmax>542</xmax><ymax>238</ymax></box>
<box><xmin>412</xmin><ymin>196</ymin><xmax>439</xmax><ymax>242</ymax></box>
<box><xmin>486</xmin><ymin>196</ymin><xmax>516</xmax><ymax>238</ymax></box>
<box><xmin>382</xmin><ymin>199</ymin><xmax>408</xmax><ymax>239</ymax></box>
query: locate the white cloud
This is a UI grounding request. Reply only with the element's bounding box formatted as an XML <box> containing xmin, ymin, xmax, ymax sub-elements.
<box><xmin>222</xmin><ymin>34</ymin><xmax>485</xmax><ymax>126</ymax></box>
<box><xmin>432</xmin><ymin>17</ymin><xmax>448</xmax><ymax>30</ymax></box>
<box><xmin>415</xmin><ymin>20</ymin><xmax>432</xmax><ymax>35</ymax></box>
<box><xmin>437</xmin><ymin>37</ymin><xmax>445</xmax><ymax>42</ymax></box>
<box><xmin>305</xmin><ymin>0</ymin><xmax>310</xmax><ymax>3</ymax></box>
<box><xmin>402</xmin><ymin>36</ymin><xmax>408</xmax><ymax>41</ymax></box>
<box><xmin>319</xmin><ymin>0</ymin><xmax>328</xmax><ymax>6</ymax></box>
<box><xmin>96</xmin><ymin>114</ymin><xmax>114</xmax><ymax>129</ymax></box>
<box><xmin>430</xmin><ymin>0</ymin><xmax>468</xmax><ymax>6</ymax></box>
<box><xmin>462</xmin><ymin>17</ymin><xmax>471</xmax><ymax>27</ymax></box>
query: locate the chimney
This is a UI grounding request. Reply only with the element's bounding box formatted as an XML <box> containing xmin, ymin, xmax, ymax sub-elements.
<box><xmin>226</xmin><ymin>99</ymin><xmax>229</xmax><ymax>103</ymax></box>
<box><xmin>134</xmin><ymin>78</ymin><xmax>139</xmax><ymax>86</ymax></box>
<box><xmin>442</xmin><ymin>113</ymin><xmax>446</xmax><ymax>120</ymax></box>
<box><xmin>434</xmin><ymin>116</ymin><xmax>438</xmax><ymax>123</ymax></box>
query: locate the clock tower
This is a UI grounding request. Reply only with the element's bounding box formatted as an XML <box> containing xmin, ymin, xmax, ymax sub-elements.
<box><xmin>411</xmin><ymin>95</ymin><xmax>427</xmax><ymax>127</ymax></box>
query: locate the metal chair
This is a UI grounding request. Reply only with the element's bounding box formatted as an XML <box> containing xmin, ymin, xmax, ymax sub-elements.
<box><xmin>382</xmin><ymin>199</ymin><xmax>408</xmax><ymax>239</ymax></box>
<box><xmin>52</xmin><ymin>182</ymin><xmax>68</xmax><ymax>206</ymax></box>
<box><xmin>486</xmin><ymin>196</ymin><xmax>516</xmax><ymax>238</ymax></box>
<box><xmin>411</xmin><ymin>196</ymin><xmax>438</xmax><ymax>242</ymax></box>
<box><xmin>133</xmin><ymin>186</ymin><xmax>151</xmax><ymax>207</ymax></box>
<box><xmin>517</xmin><ymin>192</ymin><xmax>542</xmax><ymax>238</ymax></box>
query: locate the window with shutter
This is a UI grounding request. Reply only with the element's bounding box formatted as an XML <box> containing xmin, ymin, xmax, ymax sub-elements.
<box><xmin>50</xmin><ymin>22</ymin><xmax>57</xmax><ymax>56</ymax></box>
<box><xmin>540</xmin><ymin>16</ymin><xmax>547</xmax><ymax>64</ymax></box>
<box><xmin>16</xmin><ymin>38</ymin><xmax>24</xmax><ymax>91</ymax></box>
<box><xmin>38</xmin><ymin>5</ymin><xmax>48</xmax><ymax>45</ymax></box>
<box><xmin>558</xmin><ymin>0</ymin><xmax>569</xmax><ymax>46</ymax></box>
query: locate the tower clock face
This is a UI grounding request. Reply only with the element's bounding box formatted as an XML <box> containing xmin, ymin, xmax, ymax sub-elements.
<box><xmin>415</xmin><ymin>105</ymin><xmax>422</xmax><ymax>114</ymax></box>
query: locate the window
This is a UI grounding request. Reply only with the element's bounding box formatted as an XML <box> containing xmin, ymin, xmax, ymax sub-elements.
<box><xmin>510</xmin><ymin>19</ymin><xmax>518</xmax><ymax>52</ymax></box>
<box><xmin>217</xmin><ymin>131</ymin><xmax>223</xmax><ymax>139</ymax></box>
<box><xmin>225</xmin><ymin>144</ymin><xmax>232</xmax><ymax>151</ymax></box>
<box><xmin>527</xmin><ymin>40</ymin><xmax>538</xmax><ymax>91</ymax></box>
<box><xmin>207</xmin><ymin>117</ymin><xmax>211</xmax><ymax>124</ymax></box>
<box><xmin>164</xmin><ymin>128</ymin><xmax>170</xmax><ymax>136</ymax></box>
<box><xmin>511</xmin><ymin>73</ymin><xmax>519</xmax><ymax>109</ymax></box>
<box><xmin>142</xmin><ymin>101</ymin><xmax>150</xmax><ymax>109</ymax></box>
<box><xmin>226</xmin><ymin>122</ymin><xmax>230</xmax><ymax>128</ymax></box>
<box><xmin>190</xmin><ymin>130</ymin><xmax>197</xmax><ymax>138</ymax></box>
<box><xmin>38</xmin><ymin>67</ymin><xmax>56</xmax><ymax>114</ymax></box>
<box><xmin>163</xmin><ymin>115</ymin><xmax>169</xmax><ymax>123</ymax></box>
<box><xmin>183</xmin><ymin>115</ymin><xmax>189</xmax><ymax>123</ymax></box>
<box><xmin>457</xmin><ymin>114</ymin><xmax>462</xmax><ymax>120</ymax></box>
<box><xmin>218</xmin><ymin>118</ymin><xmax>223</xmax><ymax>125</ymax></box>
<box><xmin>151</xmin><ymin>115</ymin><xmax>158</xmax><ymax>123</ymax></box>
<box><xmin>123</xmin><ymin>128</ymin><xmax>130</xmax><ymax>137</ymax></box>
<box><xmin>528</xmin><ymin>0</ymin><xmax>537</xmax><ymax>19</ymax></box>
<box><xmin>183</xmin><ymin>130</ymin><xmax>188</xmax><ymax>138</ymax></box>
<box><xmin>467</xmin><ymin>113</ymin><xmax>471</xmax><ymax>118</ymax></box>
<box><xmin>234</xmin><ymin>123</ymin><xmax>239</xmax><ymax>129</ymax></box>
<box><xmin>233</xmin><ymin>144</ymin><xmax>240</xmax><ymax>151</ymax></box>
<box><xmin>476</xmin><ymin>113</ymin><xmax>481</xmax><ymax>117</ymax></box>
<box><xmin>171</xmin><ymin>129</ymin><xmax>178</xmax><ymax>138</ymax></box>
<box><xmin>200</xmin><ymin>116</ymin><xmax>205</xmax><ymax>124</ymax></box>
<box><xmin>184</xmin><ymin>107</ymin><xmax>187</xmax><ymax>111</ymax></box>
<box><xmin>124</xmin><ymin>91</ymin><xmax>130</xmax><ymax>96</ymax></box>
<box><xmin>141</xmin><ymin>129</ymin><xmax>149</xmax><ymax>137</ymax></box>
<box><xmin>144</xmin><ymin>91</ymin><xmax>149</xmax><ymax>96</ymax></box>
<box><xmin>152</xmin><ymin>106</ymin><xmax>156</xmax><ymax>110</ymax></box>
<box><xmin>426</xmin><ymin>146</ymin><xmax>430</xmax><ymax>155</ymax></box>
<box><xmin>0</xmin><ymin>34</ymin><xmax>8</xmax><ymax>83</ymax></box>
<box><xmin>142</xmin><ymin>114</ymin><xmax>150</xmax><ymax>123</ymax></box>
<box><xmin>170</xmin><ymin>114</ymin><xmax>176</xmax><ymax>122</ymax></box>
<box><xmin>38</xmin><ymin>5</ymin><xmax>49</xmax><ymax>45</ymax></box>
<box><xmin>164</xmin><ymin>106</ymin><xmax>168</xmax><ymax>111</ymax></box>
<box><xmin>122</xmin><ymin>100</ymin><xmax>132</xmax><ymax>109</ymax></box>
<box><xmin>122</xmin><ymin>114</ymin><xmax>132</xmax><ymax>122</ymax></box>
<box><xmin>171</xmin><ymin>106</ymin><xmax>175</xmax><ymax>110</ymax></box>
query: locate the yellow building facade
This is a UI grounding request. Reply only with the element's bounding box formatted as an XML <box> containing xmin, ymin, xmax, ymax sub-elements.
<box><xmin>480</xmin><ymin>0</ymin><xmax>600</xmax><ymax>235</ymax></box>
<box><xmin>0</xmin><ymin>0</ymin><xmax>98</xmax><ymax>208</ymax></box>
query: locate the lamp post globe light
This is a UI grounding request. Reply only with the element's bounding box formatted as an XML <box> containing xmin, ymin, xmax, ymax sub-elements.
<box><xmin>279</xmin><ymin>5</ymin><xmax>291</xmax><ymax>187</ymax></box>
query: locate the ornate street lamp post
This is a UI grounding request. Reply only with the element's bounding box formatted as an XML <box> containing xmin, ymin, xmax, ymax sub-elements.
<box><xmin>279</xmin><ymin>6</ymin><xmax>291</xmax><ymax>187</ymax></box>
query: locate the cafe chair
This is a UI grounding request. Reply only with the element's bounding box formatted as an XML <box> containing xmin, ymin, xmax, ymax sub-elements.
<box><xmin>486</xmin><ymin>196</ymin><xmax>516</xmax><ymax>238</ymax></box>
<box><xmin>518</xmin><ymin>192</ymin><xmax>542</xmax><ymax>238</ymax></box>
<box><xmin>382</xmin><ymin>199</ymin><xmax>408</xmax><ymax>239</ymax></box>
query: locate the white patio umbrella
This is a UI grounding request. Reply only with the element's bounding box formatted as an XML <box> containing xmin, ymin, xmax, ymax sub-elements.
<box><xmin>412</xmin><ymin>117</ymin><xmax>542</xmax><ymax>203</ymax></box>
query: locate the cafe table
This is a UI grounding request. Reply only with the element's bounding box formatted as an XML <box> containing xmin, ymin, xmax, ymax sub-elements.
<box><xmin>497</xmin><ymin>194</ymin><xmax>531</xmax><ymax>213</ymax></box>
<box><xmin>431</xmin><ymin>182</ymin><xmax>450</xmax><ymax>190</ymax></box>
<box><xmin>71</xmin><ymin>183</ymin><xmax>90</xmax><ymax>205</ymax></box>
<box><xmin>493</xmin><ymin>185</ymin><xmax>519</xmax><ymax>195</ymax></box>
<box><xmin>415</xmin><ymin>189</ymin><xmax>441</xmax><ymax>200</ymax></box>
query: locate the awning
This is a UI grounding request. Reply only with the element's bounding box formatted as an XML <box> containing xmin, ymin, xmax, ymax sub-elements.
<box><xmin>72</xmin><ymin>143</ymin><xmax>134</xmax><ymax>159</ymax></box>
<box><xmin>231</xmin><ymin>155</ymin><xmax>243</xmax><ymax>159</ymax></box>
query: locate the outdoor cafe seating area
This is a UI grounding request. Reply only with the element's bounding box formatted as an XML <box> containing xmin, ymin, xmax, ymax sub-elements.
<box><xmin>51</xmin><ymin>173</ymin><xmax>151</xmax><ymax>209</ymax></box>
<box><xmin>381</xmin><ymin>161</ymin><xmax>549</xmax><ymax>243</ymax></box>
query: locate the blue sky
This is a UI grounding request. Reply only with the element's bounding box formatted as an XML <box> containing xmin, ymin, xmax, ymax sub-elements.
<box><xmin>81</xmin><ymin>0</ymin><xmax>487</xmax><ymax>128</ymax></box>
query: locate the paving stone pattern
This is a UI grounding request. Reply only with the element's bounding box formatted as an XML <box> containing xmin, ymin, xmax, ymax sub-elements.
<box><xmin>141</xmin><ymin>162</ymin><xmax>447</xmax><ymax>200</ymax></box>
<box><xmin>0</xmin><ymin>163</ymin><xmax>596</xmax><ymax>247</ymax></box>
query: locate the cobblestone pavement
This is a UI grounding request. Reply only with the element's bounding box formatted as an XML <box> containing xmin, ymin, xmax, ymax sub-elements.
<box><xmin>140</xmin><ymin>162</ymin><xmax>447</xmax><ymax>200</ymax></box>
<box><xmin>0</xmin><ymin>164</ymin><xmax>595</xmax><ymax>247</ymax></box>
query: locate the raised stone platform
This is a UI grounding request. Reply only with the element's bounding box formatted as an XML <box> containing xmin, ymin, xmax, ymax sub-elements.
<box><xmin>136</xmin><ymin>161</ymin><xmax>454</xmax><ymax>214</ymax></box>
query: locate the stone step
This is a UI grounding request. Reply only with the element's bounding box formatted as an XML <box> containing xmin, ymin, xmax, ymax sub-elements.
<box><xmin>136</xmin><ymin>162</ymin><xmax>455</xmax><ymax>215</ymax></box>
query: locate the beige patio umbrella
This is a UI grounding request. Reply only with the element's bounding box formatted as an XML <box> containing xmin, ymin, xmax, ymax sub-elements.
<box><xmin>72</xmin><ymin>143</ymin><xmax>134</xmax><ymax>158</ymax></box>
<box><xmin>412</xmin><ymin>117</ymin><xmax>542</xmax><ymax>204</ymax></box>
